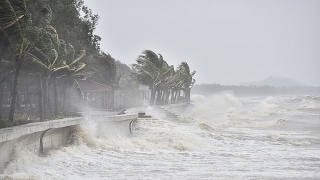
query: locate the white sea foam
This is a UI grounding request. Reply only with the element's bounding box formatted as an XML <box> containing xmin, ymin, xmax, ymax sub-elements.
<box><xmin>299</xmin><ymin>99</ymin><xmax>320</xmax><ymax>110</ymax></box>
<box><xmin>1</xmin><ymin>94</ymin><xmax>320</xmax><ymax>179</ymax></box>
<box><xmin>188</xmin><ymin>93</ymin><xmax>243</xmax><ymax>126</ymax></box>
<box><xmin>190</xmin><ymin>94</ymin><xmax>205</xmax><ymax>103</ymax></box>
<box><xmin>3</xmin><ymin>147</ymin><xmax>41</xmax><ymax>175</ymax></box>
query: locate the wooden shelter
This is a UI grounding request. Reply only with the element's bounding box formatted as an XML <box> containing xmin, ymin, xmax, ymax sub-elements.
<box><xmin>77</xmin><ymin>79</ymin><xmax>114</xmax><ymax>109</ymax></box>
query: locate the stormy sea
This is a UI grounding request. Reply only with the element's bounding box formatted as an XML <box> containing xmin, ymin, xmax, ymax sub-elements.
<box><xmin>1</xmin><ymin>93</ymin><xmax>320</xmax><ymax>179</ymax></box>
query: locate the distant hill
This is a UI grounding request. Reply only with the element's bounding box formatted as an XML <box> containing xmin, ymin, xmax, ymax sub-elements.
<box><xmin>242</xmin><ymin>76</ymin><xmax>304</xmax><ymax>87</ymax></box>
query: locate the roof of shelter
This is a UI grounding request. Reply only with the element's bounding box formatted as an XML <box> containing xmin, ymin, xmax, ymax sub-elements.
<box><xmin>77</xmin><ymin>79</ymin><xmax>112</xmax><ymax>92</ymax></box>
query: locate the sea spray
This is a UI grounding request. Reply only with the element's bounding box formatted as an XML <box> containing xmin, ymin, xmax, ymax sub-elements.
<box><xmin>1</xmin><ymin>94</ymin><xmax>319</xmax><ymax>179</ymax></box>
<box><xmin>70</xmin><ymin>122</ymin><xmax>101</xmax><ymax>147</ymax></box>
<box><xmin>3</xmin><ymin>147</ymin><xmax>41</xmax><ymax>175</ymax></box>
<box><xmin>131</xmin><ymin>119</ymin><xmax>209</xmax><ymax>151</ymax></box>
<box><xmin>189</xmin><ymin>92</ymin><xmax>243</xmax><ymax>127</ymax></box>
<box><xmin>299</xmin><ymin>98</ymin><xmax>320</xmax><ymax>110</ymax></box>
<box><xmin>257</xmin><ymin>96</ymin><xmax>287</xmax><ymax>116</ymax></box>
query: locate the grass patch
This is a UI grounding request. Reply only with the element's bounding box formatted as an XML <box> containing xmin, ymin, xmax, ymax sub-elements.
<box><xmin>0</xmin><ymin>114</ymin><xmax>10</xmax><ymax>128</ymax></box>
<box><xmin>51</xmin><ymin>115</ymin><xmax>76</xmax><ymax>120</ymax></box>
<box><xmin>0</xmin><ymin>113</ymin><xmax>81</xmax><ymax>129</ymax></box>
<box><xmin>0</xmin><ymin>113</ymin><xmax>37</xmax><ymax>129</ymax></box>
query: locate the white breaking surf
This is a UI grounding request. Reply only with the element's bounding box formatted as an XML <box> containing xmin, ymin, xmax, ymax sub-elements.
<box><xmin>1</xmin><ymin>93</ymin><xmax>320</xmax><ymax>179</ymax></box>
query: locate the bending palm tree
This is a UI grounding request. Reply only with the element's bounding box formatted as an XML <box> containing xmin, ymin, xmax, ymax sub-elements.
<box><xmin>133</xmin><ymin>50</ymin><xmax>175</xmax><ymax>105</ymax></box>
<box><xmin>89</xmin><ymin>52</ymin><xmax>117</xmax><ymax>87</ymax></box>
<box><xmin>177</xmin><ymin>62</ymin><xmax>196</xmax><ymax>103</ymax></box>
<box><xmin>132</xmin><ymin>50</ymin><xmax>162</xmax><ymax>105</ymax></box>
<box><xmin>0</xmin><ymin>0</ymin><xmax>52</xmax><ymax>121</ymax></box>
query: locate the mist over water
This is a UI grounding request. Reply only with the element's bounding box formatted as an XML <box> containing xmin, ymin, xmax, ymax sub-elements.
<box><xmin>1</xmin><ymin>93</ymin><xmax>320</xmax><ymax>179</ymax></box>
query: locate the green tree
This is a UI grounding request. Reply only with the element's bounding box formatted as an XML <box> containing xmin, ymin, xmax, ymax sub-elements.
<box><xmin>0</xmin><ymin>0</ymin><xmax>52</xmax><ymax>121</ymax></box>
<box><xmin>57</xmin><ymin>44</ymin><xmax>86</xmax><ymax>115</ymax></box>
<box><xmin>177</xmin><ymin>62</ymin><xmax>196</xmax><ymax>103</ymax></box>
<box><xmin>133</xmin><ymin>50</ymin><xmax>196</xmax><ymax>105</ymax></box>
<box><xmin>28</xmin><ymin>25</ymin><xmax>61</xmax><ymax>119</ymax></box>
<box><xmin>133</xmin><ymin>50</ymin><xmax>175</xmax><ymax>105</ymax></box>
<box><xmin>0</xmin><ymin>60</ymin><xmax>13</xmax><ymax>115</ymax></box>
<box><xmin>133</xmin><ymin>50</ymin><xmax>161</xmax><ymax>105</ymax></box>
<box><xmin>48</xmin><ymin>0</ymin><xmax>100</xmax><ymax>55</ymax></box>
<box><xmin>88</xmin><ymin>52</ymin><xmax>118</xmax><ymax>87</ymax></box>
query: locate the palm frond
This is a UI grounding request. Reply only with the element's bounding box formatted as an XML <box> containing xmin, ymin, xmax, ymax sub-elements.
<box><xmin>28</xmin><ymin>53</ymin><xmax>50</xmax><ymax>72</ymax></box>
<box><xmin>0</xmin><ymin>0</ymin><xmax>27</xmax><ymax>38</ymax></box>
<box><xmin>74</xmin><ymin>62</ymin><xmax>86</xmax><ymax>73</ymax></box>
<box><xmin>29</xmin><ymin>47</ymin><xmax>50</xmax><ymax>65</ymax></box>
<box><xmin>69</xmin><ymin>50</ymin><xmax>85</xmax><ymax>67</ymax></box>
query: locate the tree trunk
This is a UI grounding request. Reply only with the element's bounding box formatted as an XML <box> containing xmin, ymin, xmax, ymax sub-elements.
<box><xmin>150</xmin><ymin>88</ymin><xmax>156</xmax><ymax>106</ymax></box>
<box><xmin>38</xmin><ymin>75</ymin><xmax>44</xmax><ymax>121</ymax></box>
<box><xmin>25</xmin><ymin>92</ymin><xmax>28</xmax><ymax>112</ymax></box>
<box><xmin>0</xmin><ymin>79</ymin><xmax>4</xmax><ymax>115</ymax></box>
<box><xmin>170</xmin><ymin>89</ymin><xmax>175</xmax><ymax>104</ymax></box>
<box><xmin>62</xmin><ymin>89</ymin><xmax>67</xmax><ymax>115</ymax></box>
<box><xmin>53</xmin><ymin>78</ymin><xmax>59</xmax><ymax>116</ymax></box>
<box><xmin>67</xmin><ymin>89</ymin><xmax>71</xmax><ymax>113</ymax></box>
<box><xmin>160</xmin><ymin>89</ymin><xmax>165</xmax><ymax>104</ymax></box>
<box><xmin>16</xmin><ymin>92</ymin><xmax>21</xmax><ymax>113</ymax></box>
<box><xmin>48</xmin><ymin>93</ymin><xmax>52</xmax><ymax>118</ymax></box>
<box><xmin>111</xmin><ymin>91</ymin><xmax>114</xmax><ymax>109</ymax></box>
<box><xmin>25</xmin><ymin>73</ymin><xmax>30</xmax><ymax>111</ymax></box>
<box><xmin>185</xmin><ymin>87</ymin><xmax>191</xmax><ymax>103</ymax></box>
<box><xmin>43</xmin><ymin>77</ymin><xmax>49</xmax><ymax>119</ymax></box>
<box><xmin>156</xmin><ymin>89</ymin><xmax>162</xmax><ymax>105</ymax></box>
<box><xmin>30</xmin><ymin>93</ymin><xmax>35</xmax><ymax>116</ymax></box>
<box><xmin>8</xmin><ymin>58</ymin><xmax>22</xmax><ymax>122</ymax></box>
<box><xmin>173</xmin><ymin>90</ymin><xmax>179</xmax><ymax>104</ymax></box>
<box><xmin>165</xmin><ymin>89</ymin><xmax>170</xmax><ymax>105</ymax></box>
<box><xmin>172</xmin><ymin>90</ymin><xmax>177</xmax><ymax>104</ymax></box>
<box><xmin>162</xmin><ymin>89</ymin><xmax>166</xmax><ymax>105</ymax></box>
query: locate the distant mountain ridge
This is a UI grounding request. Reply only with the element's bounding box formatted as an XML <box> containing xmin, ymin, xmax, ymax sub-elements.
<box><xmin>242</xmin><ymin>76</ymin><xmax>304</xmax><ymax>87</ymax></box>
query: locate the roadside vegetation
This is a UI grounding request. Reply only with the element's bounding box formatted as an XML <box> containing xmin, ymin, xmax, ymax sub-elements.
<box><xmin>0</xmin><ymin>0</ymin><xmax>195</xmax><ymax>128</ymax></box>
<box><xmin>133</xmin><ymin>50</ymin><xmax>196</xmax><ymax>106</ymax></box>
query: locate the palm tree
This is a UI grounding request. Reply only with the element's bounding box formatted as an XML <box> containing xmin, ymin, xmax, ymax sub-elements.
<box><xmin>159</xmin><ymin>66</ymin><xmax>178</xmax><ymax>104</ymax></box>
<box><xmin>177</xmin><ymin>62</ymin><xmax>196</xmax><ymax>103</ymax></box>
<box><xmin>132</xmin><ymin>50</ymin><xmax>162</xmax><ymax>105</ymax></box>
<box><xmin>27</xmin><ymin>25</ymin><xmax>61</xmax><ymax>119</ymax></box>
<box><xmin>0</xmin><ymin>60</ymin><xmax>14</xmax><ymax>114</ymax></box>
<box><xmin>52</xmin><ymin>39</ymin><xmax>67</xmax><ymax>116</ymax></box>
<box><xmin>169</xmin><ymin>69</ymin><xmax>184</xmax><ymax>104</ymax></box>
<box><xmin>0</xmin><ymin>0</ymin><xmax>52</xmax><ymax>121</ymax></box>
<box><xmin>29</xmin><ymin>40</ymin><xmax>86</xmax><ymax>118</ymax></box>
<box><xmin>133</xmin><ymin>50</ymin><xmax>178</xmax><ymax>105</ymax></box>
<box><xmin>86</xmin><ymin>52</ymin><xmax>118</xmax><ymax>108</ymax></box>
<box><xmin>89</xmin><ymin>52</ymin><xmax>117</xmax><ymax>87</ymax></box>
<box><xmin>153</xmin><ymin>54</ymin><xmax>174</xmax><ymax>105</ymax></box>
<box><xmin>133</xmin><ymin>50</ymin><xmax>198</xmax><ymax>105</ymax></box>
<box><xmin>55</xmin><ymin>44</ymin><xmax>86</xmax><ymax>115</ymax></box>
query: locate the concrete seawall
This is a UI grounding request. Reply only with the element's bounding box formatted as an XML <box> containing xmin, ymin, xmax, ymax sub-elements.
<box><xmin>0</xmin><ymin>114</ymin><xmax>138</xmax><ymax>173</ymax></box>
<box><xmin>146</xmin><ymin>103</ymin><xmax>190</xmax><ymax>119</ymax></box>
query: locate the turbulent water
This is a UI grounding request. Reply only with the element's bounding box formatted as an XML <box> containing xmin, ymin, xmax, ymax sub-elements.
<box><xmin>1</xmin><ymin>94</ymin><xmax>320</xmax><ymax>179</ymax></box>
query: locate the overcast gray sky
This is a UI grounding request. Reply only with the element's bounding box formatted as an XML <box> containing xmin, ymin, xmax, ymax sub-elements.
<box><xmin>84</xmin><ymin>0</ymin><xmax>320</xmax><ymax>86</ymax></box>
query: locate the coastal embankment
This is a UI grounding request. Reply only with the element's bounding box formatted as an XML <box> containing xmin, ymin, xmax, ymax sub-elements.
<box><xmin>0</xmin><ymin>113</ymin><xmax>138</xmax><ymax>173</ymax></box>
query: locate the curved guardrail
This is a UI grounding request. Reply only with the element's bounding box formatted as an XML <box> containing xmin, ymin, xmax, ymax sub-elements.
<box><xmin>129</xmin><ymin>118</ymin><xmax>137</xmax><ymax>133</ymax></box>
<box><xmin>0</xmin><ymin>113</ymin><xmax>138</xmax><ymax>173</ymax></box>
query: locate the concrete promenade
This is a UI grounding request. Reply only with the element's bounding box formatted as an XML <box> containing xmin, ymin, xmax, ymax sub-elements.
<box><xmin>0</xmin><ymin>104</ymin><xmax>187</xmax><ymax>173</ymax></box>
<box><xmin>0</xmin><ymin>113</ymin><xmax>138</xmax><ymax>173</ymax></box>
